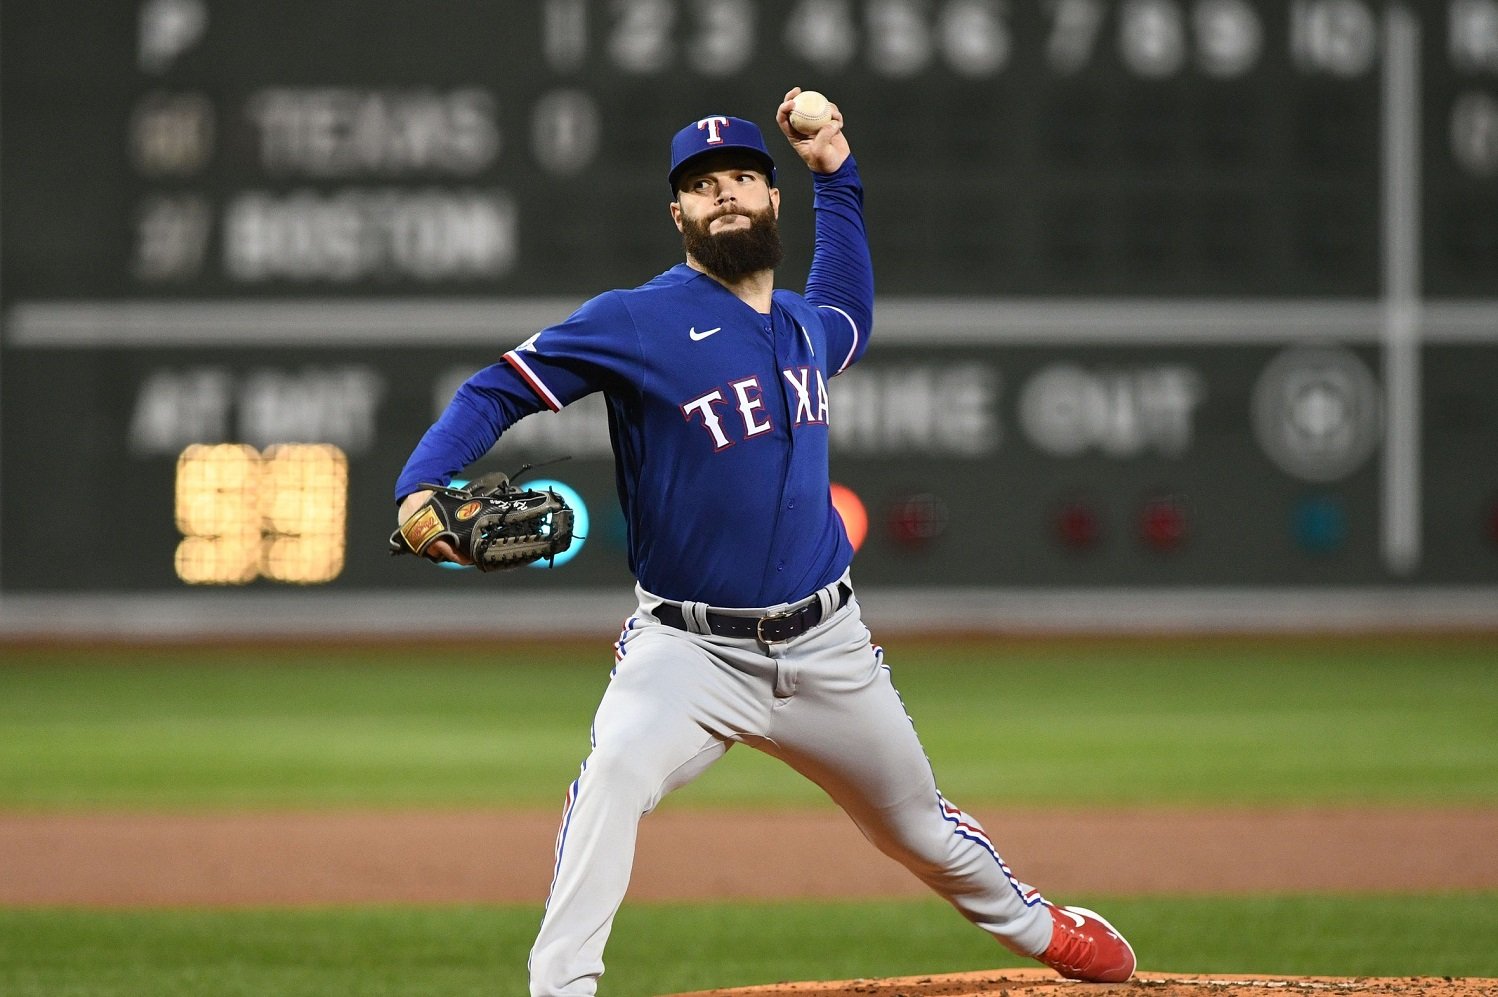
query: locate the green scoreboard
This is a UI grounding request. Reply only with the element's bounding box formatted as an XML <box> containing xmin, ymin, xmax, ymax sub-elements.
<box><xmin>3</xmin><ymin>2</ymin><xmax>1495</xmax><ymax>623</ymax></box>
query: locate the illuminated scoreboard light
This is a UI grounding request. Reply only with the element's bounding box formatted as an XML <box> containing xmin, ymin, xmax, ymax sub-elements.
<box><xmin>174</xmin><ymin>444</ymin><xmax>262</xmax><ymax>585</ymax></box>
<box><xmin>829</xmin><ymin>482</ymin><xmax>869</xmax><ymax>552</ymax></box>
<box><xmin>174</xmin><ymin>443</ymin><xmax>348</xmax><ymax>585</ymax></box>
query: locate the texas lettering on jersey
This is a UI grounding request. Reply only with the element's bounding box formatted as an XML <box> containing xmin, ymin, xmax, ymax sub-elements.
<box><xmin>681</xmin><ymin>366</ymin><xmax>830</xmax><ymax>451</ymax></box>
<box><xmin>396</xmin><ymin>157</ymin><xmax>872</xmax><ymax>605</ymax></box>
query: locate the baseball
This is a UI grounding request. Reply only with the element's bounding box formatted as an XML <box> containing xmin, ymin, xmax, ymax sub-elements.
<box><xmin>789</xmin><ymin>90</ymin><xmax>832</xmax><ymax>135</ymax></box>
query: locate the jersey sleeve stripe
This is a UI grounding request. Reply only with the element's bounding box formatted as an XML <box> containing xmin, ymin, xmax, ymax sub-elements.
<box><xmin>819</xmin><ymin>304</ymin><xmax>861</xmax><ymax>375</ymax></box>
<box><xmin>504</xmin><ymin>350</ymin><xmax>564</xmax><ymax>412</ymax></box>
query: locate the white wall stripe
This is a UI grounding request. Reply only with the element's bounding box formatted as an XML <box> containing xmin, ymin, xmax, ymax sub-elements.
<box><xmin>1380</xmin><ymin>8</ymin><xmax>1423</xmax><ymax>577</ymax></box>
<box><xmin>8</xmin><ymin>298</ymin><xmax>1497</xmax><ymax>349</ymax></box>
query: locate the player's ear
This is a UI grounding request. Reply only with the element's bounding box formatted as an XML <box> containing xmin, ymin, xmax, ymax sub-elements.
<box><xmin>770</xmin><ymin>186</ymin><xmax>781</xmax><ymax>218</ymax></box>
<box><xmin>669</xmin><ymin>199</ymin><xmax>684</xmax><ymax>231</ymax></box>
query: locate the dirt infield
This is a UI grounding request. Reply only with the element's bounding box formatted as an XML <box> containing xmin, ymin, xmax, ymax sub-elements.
<box><xmin>3</xmin><ymin>807</ymin><xmax>1494</xmax><ymax>996</ymax></box>
<box><xmin>2</xmin><ymin>806</ymin><xmax>1496</xmax><ymax>906</ymax></box>
<box><xmin>671</xmin><ymin>969</ymin><xmax>1494</xmax><ymax>997</ymax></box>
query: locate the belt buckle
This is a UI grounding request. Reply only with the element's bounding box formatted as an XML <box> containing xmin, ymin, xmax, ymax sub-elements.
<box><xmin>755</xmin><ymin>608</ymin><xmax>796</xmax><ymax>644</ymax></box>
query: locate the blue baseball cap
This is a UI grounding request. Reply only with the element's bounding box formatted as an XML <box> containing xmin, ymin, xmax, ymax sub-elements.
<box><xmin>668</xmin><ymin>115</ymin><xmax>776</xmax><ymax>191</ymax></box>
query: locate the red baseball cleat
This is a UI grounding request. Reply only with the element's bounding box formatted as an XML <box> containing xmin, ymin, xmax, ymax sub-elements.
<box><xmin>1038</xmin><ymin>904</ymin><xmax>1136</xmax><ymax>983</ymax></box>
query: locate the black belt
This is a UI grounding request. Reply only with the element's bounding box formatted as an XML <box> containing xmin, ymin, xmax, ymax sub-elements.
<box><xmin>654</xmin><ymin>582</ymin><xmax>852</xmax><ymax>644</ymax></box>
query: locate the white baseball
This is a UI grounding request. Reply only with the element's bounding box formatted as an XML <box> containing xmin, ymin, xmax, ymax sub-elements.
<box><xmin>789</xmin><ymin>90</ymin><xmax>832</xmax><ymax>135</ymax></box>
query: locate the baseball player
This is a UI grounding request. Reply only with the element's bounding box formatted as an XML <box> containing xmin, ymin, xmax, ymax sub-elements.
<box><xmin>394</xmin><ymin>88</ymin><xmax>1135</xmax><ymax>996</ymax></box>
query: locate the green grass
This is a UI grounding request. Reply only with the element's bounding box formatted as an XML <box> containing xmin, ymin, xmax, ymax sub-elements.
<box><xmin>1</xmin><ymin>639</ymin><xmax>1495</xmax><ymax>809</ymax></box>
<box><xmin>2</xmin><ymin>639</ymin><xmax>1495</xmax><ymax>994</ymax></box>
<box><xmin>1</xmin><ymin>894</ymin><xmax>1494</xmax><ymax>996</ymax></box>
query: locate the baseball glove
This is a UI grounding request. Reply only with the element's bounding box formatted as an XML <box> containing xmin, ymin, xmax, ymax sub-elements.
<box><xmin>389</xmin><ymin>472</ymin><xmax>575</xmax><ymax>571</ymax></box>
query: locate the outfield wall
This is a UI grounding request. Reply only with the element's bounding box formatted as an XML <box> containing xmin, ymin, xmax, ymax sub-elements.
<box><xmin>3</xmin><ymin>3</ymin><xmax>1495</xmax><ymax>637</ymax></box>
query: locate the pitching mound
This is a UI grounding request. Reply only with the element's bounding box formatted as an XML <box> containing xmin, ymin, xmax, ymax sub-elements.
<box><xmin>671</xmin><ymin>969</ymin><xmax>1494</xmax><ymax>996</ymax></box>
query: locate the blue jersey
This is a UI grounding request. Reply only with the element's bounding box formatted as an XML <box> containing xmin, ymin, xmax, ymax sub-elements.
<box><xmin>396</xmin><ymin>157</ymin><xmax>873</xmax><ymax>607</ymax></box>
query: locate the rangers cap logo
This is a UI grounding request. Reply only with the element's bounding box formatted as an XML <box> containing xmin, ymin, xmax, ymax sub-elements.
<box><xmin>668</xmin><ymin>114</ymin><xmax>776</xmax><ymax>191</ymax></box>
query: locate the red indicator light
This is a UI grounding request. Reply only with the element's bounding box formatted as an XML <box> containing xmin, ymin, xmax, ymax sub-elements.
<box><xmin>1055</xmin><ymin>499</ymin><xmax>1102</xmax><ymax>551</ymax></box>
<box><xmin>887</xmin><ymin>492</ymin><xmax>949</xmax><ymax>550</ymax></box>
<box><xmin>1139</xmin><ymin>495</ymin><xmax>1188</xmax><ymax>552</ymax></box>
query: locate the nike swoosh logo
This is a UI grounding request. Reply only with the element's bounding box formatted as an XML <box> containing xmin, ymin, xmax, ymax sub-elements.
<box><xmin>1058</xmin><ymin>908</ymin><xmax>1088</xmax><ymax>929</ymax></box>
<box><xmin>689</xmin><ymin>326</ymin><xmax>722</xmax><ymax>341</ymax></box>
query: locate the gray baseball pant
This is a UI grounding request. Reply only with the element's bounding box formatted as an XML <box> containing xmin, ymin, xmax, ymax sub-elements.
<box><xmin>528</xmin><ymin>575</ymin><xmax>1052</xmax><ymax>996</ymax></box>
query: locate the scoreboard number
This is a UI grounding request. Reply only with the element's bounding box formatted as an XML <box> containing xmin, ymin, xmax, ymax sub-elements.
<box><xmin>174</xmin><ymin>443</ymin><xmax>348</xmax><ymax>585</ymax></box>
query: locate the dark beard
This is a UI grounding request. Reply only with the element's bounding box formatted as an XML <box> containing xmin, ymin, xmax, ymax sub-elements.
<box><xmin>680</xmin><ymin>205</ymin><xmax>784</xmax><ymax>282</ymax></box>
